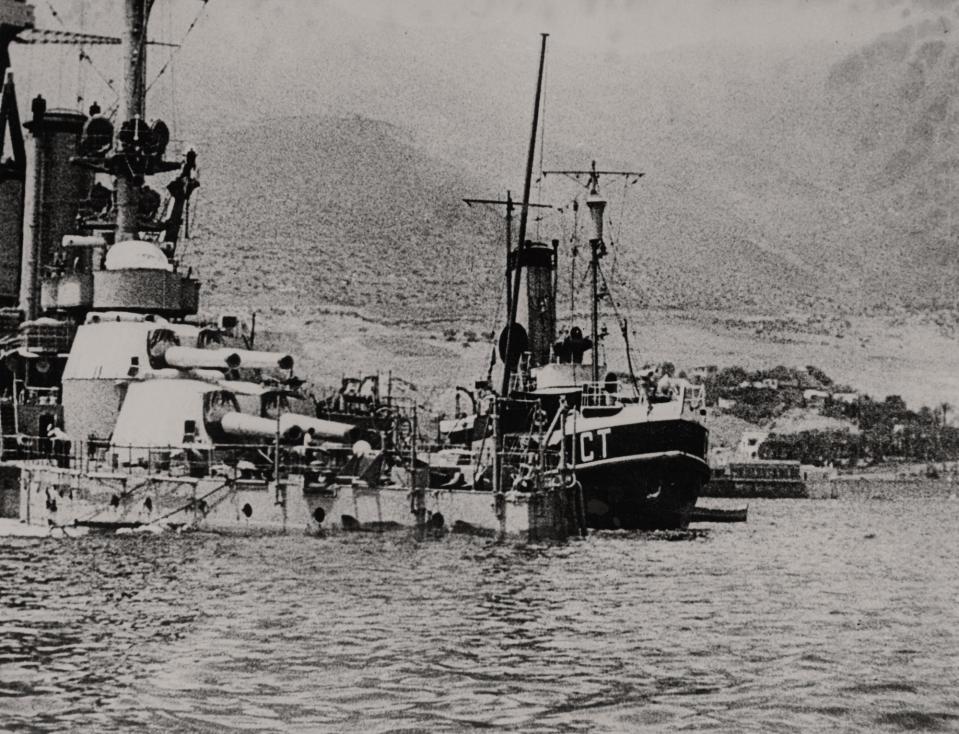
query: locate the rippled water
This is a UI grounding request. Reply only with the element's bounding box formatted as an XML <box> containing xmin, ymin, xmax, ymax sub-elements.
<box><xmin>2</xmin><ymin>496</ymin><xmax>958</xmax><ymax>733</ymax></box>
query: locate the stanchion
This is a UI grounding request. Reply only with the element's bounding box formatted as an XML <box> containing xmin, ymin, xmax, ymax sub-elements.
<box><xmin>411</xmin><ymin>407</ymin><xmax>426</xmax><ymax>539</ymax></box>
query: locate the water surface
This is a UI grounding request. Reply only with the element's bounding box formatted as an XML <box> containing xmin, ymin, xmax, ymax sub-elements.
<box><xmin>2</xmin><ymin>496</ymin><xmax>958</xmax><ymax>732</ymax></box>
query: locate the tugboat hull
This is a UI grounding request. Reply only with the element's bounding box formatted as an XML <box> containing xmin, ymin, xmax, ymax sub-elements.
<box><xmin>576</xmin><ymin>453</ymin><xmax>708</xmax><ymax>529</ymax></box>
<box><xmin>564</xmin><ymin>416</ymin><xmax>710</xmax><ymax>530</ymax></box>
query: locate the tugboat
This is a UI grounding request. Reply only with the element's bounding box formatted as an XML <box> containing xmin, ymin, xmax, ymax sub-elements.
<box><xmin>447</xmin><ymin>36</ymin><xmax>710</xmax><ymax>530</ymax></box>
<box><xmin>496</xmin><ymin>169</ymin><xmax>709</xmax><ymax>529</ymax></box>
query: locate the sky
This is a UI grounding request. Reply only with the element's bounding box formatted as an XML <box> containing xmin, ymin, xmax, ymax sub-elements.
<box><xmin>2</xmin><ymin>0</ymin><xmax>923</xmax><ymax>240</ymax></box>
<box><xmin>13</xmin><ymin>0</ymin><xmax>909</xmax><ymax>124</ymax></box>
<box><xmin>325</xmin><ymin>0</ymin><xmax>902</xmax><ymax>53</ymax></box>
<box><xmin>2</xmin><ymin>0</ymin><xmax>928</xmax><ymax>195</ymax></box>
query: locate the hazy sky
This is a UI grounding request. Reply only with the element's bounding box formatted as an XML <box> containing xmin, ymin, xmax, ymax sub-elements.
<box><xmin>327</xmin><ymin>0</ymin><xmax>905</xmax><ymax>52</ymax></box>
<box><xmin>3</xmin><ymin>0</ymin><xmax>923</xmax><ymax>205</ymax></box>
<box><xmin>12</xmin><ymin>0</ymin><xmax>911</xmax><ymax>129</ymax></box>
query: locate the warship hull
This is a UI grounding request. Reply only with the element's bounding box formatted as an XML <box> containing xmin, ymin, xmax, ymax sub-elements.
<box><xmin>14</xmin><ymin>463</ymin><xmax>581</xmax><ymax>541</ymax></box>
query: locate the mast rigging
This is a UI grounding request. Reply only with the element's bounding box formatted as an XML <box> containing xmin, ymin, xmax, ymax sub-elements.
<box><xmin>463</xmin><ymin>193</ymin><xmax>552</xmax><ymax>323</ymax></box>
<box><xmin>500</xmin><ymin>32</ymin><xmax>548</xmax><ymax>396</ymax></box>
<box><xmin>543</xmin><ymin>161</ymin><xmax>643</xmax><ymax>382</ymax></box>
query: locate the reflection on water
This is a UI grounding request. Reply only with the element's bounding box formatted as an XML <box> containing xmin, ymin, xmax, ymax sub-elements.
<box><xmin>2</xmin><ymin>497</ymin><xmax>958</xmax><ymax>733</ymax></box>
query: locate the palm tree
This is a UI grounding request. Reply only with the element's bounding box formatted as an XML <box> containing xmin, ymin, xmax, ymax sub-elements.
<box><xmin>938</xmin><ymin>402</ymin><xmax>953</xmax><ymax>462</ymax></box>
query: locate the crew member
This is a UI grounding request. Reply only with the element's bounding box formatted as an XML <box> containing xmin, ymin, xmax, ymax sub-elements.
<box><xmin>656</xmin><ymin>372</ymin><xmax>674</xmax><ymax>399</ymax></box>
<box><xmin>554</xmin><ymin>326</ymin><xmax>592</xmax><ymax>364</ymax></box>
<box><xmin>47</xmin><ymin>421</ymin><xmax>71</xmax><ymax>468</ymax></box>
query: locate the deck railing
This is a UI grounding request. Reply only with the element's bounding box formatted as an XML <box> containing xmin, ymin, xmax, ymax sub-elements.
<box><xmin>1</xmin><ymin>432</ymin><xmax>562</xmax><ymax>492</ymax></box>
<box><xmin>683</xmin><ymin>384</ymin><xmax>706</xmax><ymax>412</ymax></box>
<box><xmin>579</xmin><ymin>381</ymin><xmax>644</xmax><ymax>408</ymax></box>
<box><xmin>2</xmin><ymin>434</ymin><xmax>353</xmax><ymax>481</ymax></box>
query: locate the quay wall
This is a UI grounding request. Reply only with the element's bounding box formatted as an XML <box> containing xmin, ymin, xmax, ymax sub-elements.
<box><xmin>702</xmin><ymin>480</ymin><xmax>807</xmax><ymax>499</ymax></box>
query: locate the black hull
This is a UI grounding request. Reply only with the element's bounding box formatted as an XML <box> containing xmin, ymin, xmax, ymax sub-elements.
<box><xmin>495</xmin><ymin>397</ymin><xmax>711</xmax><ymax>530</ymax></box>
<box><xmin>562</xmin><ymin>417</ymin><xmax>710</xmax><ymax>530</ymax></box>
<box><xmin>576</xmin><ymin>455</ymin><xmax>707</xmax><ymax>530</ymax></box>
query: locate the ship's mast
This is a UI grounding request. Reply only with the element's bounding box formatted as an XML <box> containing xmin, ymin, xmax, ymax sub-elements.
<box><xmin>116</xmin><ymin>0</ymin><xmax>153</xmax><ymax>241</ymax></box>
<box><xmin>465</xmin><ymin>192</ymin><xmax>517</xmax><ymax>319</ymax></box>
<box><xmin>544</xmin><ymin>162</ymin><xmax>644</xmax><ymax>383</ymax></box>
<box><xmin>587</xmin><ymin>169</ymin><xmax>604</xmax><ymax>384</ymax></box>
<box><xmin>501</xmin><ymin>33</ymin><xmax>548</xmax><ymax>396</ymax></box>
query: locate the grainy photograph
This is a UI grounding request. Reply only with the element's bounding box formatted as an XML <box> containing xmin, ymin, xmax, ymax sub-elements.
<box><xmin>1</xmin><ymin>0</ymin><xmax>958</xmax><ymax>731</ymax></box>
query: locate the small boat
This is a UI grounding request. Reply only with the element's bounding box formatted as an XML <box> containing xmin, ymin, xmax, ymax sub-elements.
<box><xmin>690</xmin><ymin>505</ymin><xmax>748</xmax><ymax>523</ymax></box>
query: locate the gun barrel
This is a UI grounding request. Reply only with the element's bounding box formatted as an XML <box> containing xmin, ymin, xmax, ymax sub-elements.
<box><xmin>278</xmin><ymin>414</ymin><xmax>355</xmax><ymax>441</ymax></box>
<box><xmin>164</xmin><ymin>346</ymin><xmax>241</xmax><ymax>370</ymax></box>
<box><xmin>233</xmin><ymin>349</ymin><xmax>294</xmax><ymax>371</ymax></box>
<box><xmin>220</xmin><ymin>412</ymin><xmax>303</xmax><ymax>443</ymax></box>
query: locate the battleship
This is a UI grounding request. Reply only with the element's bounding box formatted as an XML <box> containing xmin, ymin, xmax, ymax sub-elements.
<box><xmin>0</xmin><ymin>0</ymin><xmax>581</xmax><ymax>540</ymax></box>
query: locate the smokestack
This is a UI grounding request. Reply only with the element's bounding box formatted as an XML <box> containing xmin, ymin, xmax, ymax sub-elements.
<box><xmin>507</xmin><ymin>239</ymin><xmax>557</xmax><ymax>369</ymax></box>
<box><xmin>19</xmin><ymin>100</ymin><xmax>90</xmax><ymax>319</ymax></box>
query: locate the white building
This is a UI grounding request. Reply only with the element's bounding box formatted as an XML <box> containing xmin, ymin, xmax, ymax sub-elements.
<box><xmin>803</xmin><ymin>389</ymin><xmax>830</xmax><ymax>407</ymax></box>
<box><xmin>736</xmin><ymin>430</ymin><xmax>769</xmax><ymax>460</ymax></box>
